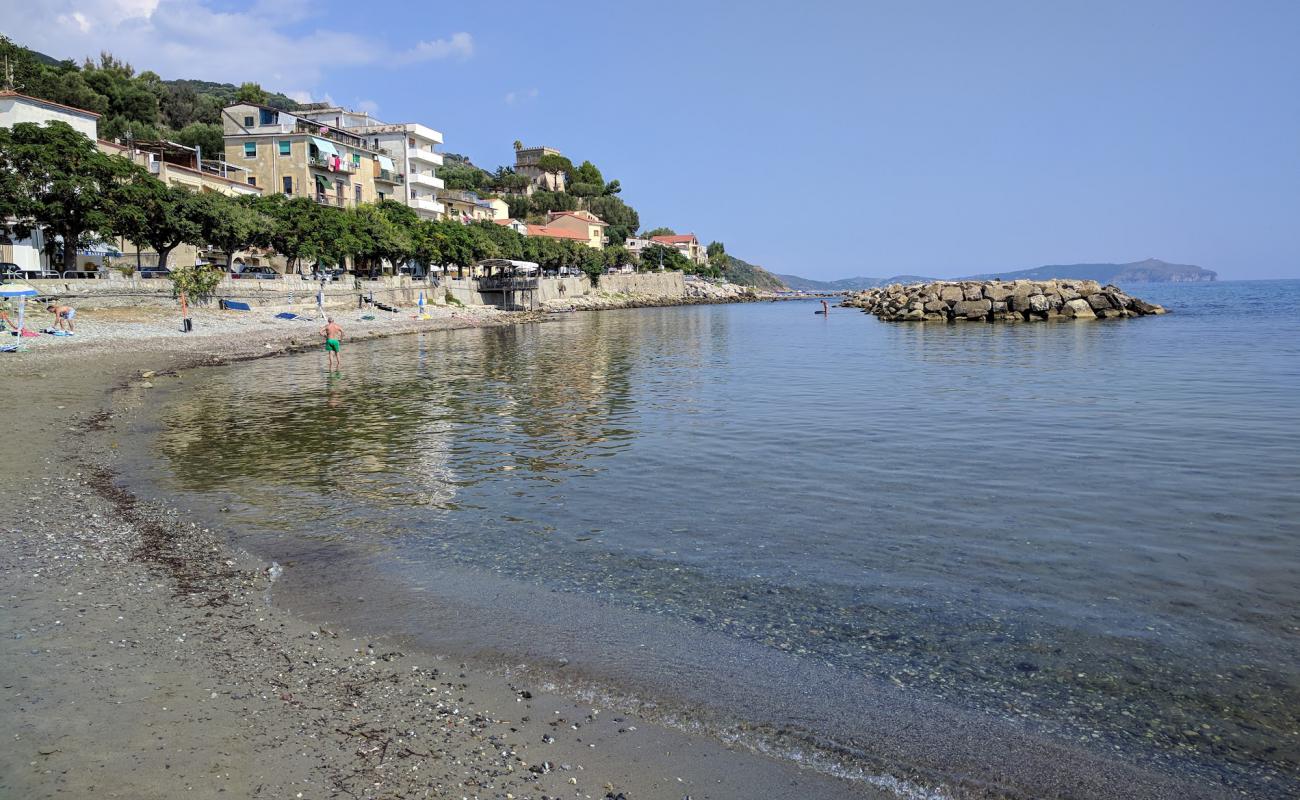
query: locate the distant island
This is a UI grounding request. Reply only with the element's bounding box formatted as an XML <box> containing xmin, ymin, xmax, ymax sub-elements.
<box><xmin>780</xmin><ymin>258</ymin><xmax>1217</xmax><ymax>291</ymax></box>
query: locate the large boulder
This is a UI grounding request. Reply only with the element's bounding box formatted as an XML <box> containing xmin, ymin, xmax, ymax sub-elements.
<box><xmin>953</xmin><ymin>298</ymin><xmax>992</xmax><ymax>319</ymax></box>
<box><xmin>923</xmin><ymin>299</ymin><xmax>948</xmax><ymax>313</ymax></box>
<box><xmin>1085</xmin><ymin>293</ymin><xmax>1114</xmax><ymax>311</ymax></box>
<box><xmin>1028</xmin><ymin>294</ymin><xmax>1051</xmax><ymax>313</ymax></box>
<box><xmin>1060</xmin><ymin>298</ymin><xmax>1097</xmax><ymax>319</ymax></box>
<box><xmin>939</xmin><ymin>285</ymin><xmax>964</xmax><ymax>303</ymax></box>
<box><xmin>962</xmin><ymin>285</ymin><xmax>984</xmax><ymax>301</ymax></box>
<box><xmin>983</xmin><ymin>283</ymin><xmax>1014</xmax><ymax>302</ymax></box>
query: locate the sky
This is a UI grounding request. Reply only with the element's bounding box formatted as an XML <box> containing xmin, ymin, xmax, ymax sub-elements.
<box><xmin>3</xmin><ymin>0</ymin><xmax>1299</xmax><ymax>280</ymax></box>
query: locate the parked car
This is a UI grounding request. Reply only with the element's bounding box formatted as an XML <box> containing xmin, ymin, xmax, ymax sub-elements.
<box><xmin>233</xmin><ymin>265</ymin><xmax>280</xmax><ymax>280</ymax></box>
<box><xmin>0</xmin><ymin>262</ymin><xmax>23</xmax><ymax>280</ymax></box>
<box><xmin>139</xmin><ymin>265</ymin><xmax>171</xmax><ymax>279</ymax></box>
<box><xmin>311</xmin><ymin>267</ymin><xmax>348</xmax><ymax>282</ymax></box>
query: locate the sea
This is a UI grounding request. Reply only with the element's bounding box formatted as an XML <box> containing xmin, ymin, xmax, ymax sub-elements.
<box><xmin>119</xmin><ymin>280</ymin><xmax>1300</xmax><ymax>798</ymax></box>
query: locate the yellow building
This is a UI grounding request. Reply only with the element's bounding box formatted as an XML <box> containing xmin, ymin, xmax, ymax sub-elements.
<box><xmin>544</xmin><ymin>211</ymin><xmax>607</xmax><ymax>249</ymax></box>
<box><xmin>221</xmin><ymin>103</ymin><xmax>395</xmax><ymax>207</ymax></box>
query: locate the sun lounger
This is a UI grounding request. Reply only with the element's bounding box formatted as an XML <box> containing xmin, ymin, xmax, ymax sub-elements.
<box><xmin>220</xmin><ymin>300</ymin><xmax>252</xmax><ymax>311</ymax></box>
<box><xmin>0</xmin><ymin>344</ymin><xmax>18</xmax><ymax>353</ymax></box>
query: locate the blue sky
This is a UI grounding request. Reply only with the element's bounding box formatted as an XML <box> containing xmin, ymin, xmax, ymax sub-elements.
<box><xmin>7</xmin><ymin>0</ymin><xmax>1300</xmax><ymax>279</ymax></box>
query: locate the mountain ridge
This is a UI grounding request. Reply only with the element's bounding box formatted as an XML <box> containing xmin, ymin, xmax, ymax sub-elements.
<box><xmin>779</xmin><ymin>258</ymin><xmax>1216</xmax><ymax>291</ymax></box>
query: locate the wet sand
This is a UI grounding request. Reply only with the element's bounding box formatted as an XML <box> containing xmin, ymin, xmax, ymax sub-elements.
<box><xmin>0</xmin><ymin>311</ymin><xmax>878</xmax><ymax>800</ymax></box>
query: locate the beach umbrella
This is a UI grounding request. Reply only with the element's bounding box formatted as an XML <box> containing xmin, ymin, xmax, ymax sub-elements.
<box><xmin>1</xmin><ymin>282</ymin><xmax>38</xmax><ymax>336</ymax></box>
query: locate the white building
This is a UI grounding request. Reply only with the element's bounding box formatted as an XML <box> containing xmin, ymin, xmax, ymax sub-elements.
<box><xmin>0</xmin><ymin>92</ymin><xmax>104</xmax><ymax>273</ymax></box>
<box><xmin>296</xmin><ymin>106</ymin><xmax>445</xmax><ymax>220</ymax></box>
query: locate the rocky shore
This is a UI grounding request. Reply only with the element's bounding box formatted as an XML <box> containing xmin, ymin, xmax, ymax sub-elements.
<box><xmin>542</xmin><ymin>279</ymin><xmax>763</xmax><ymax>312</ymax></box>
<box><xmin>843</xmin><ymin>279</ymin><xmax>1167</xmax><ymax>322</ymax></box>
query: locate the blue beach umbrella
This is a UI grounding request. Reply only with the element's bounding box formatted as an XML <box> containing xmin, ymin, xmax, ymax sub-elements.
<box><xmin>0</xmin><ymin>282</ymin><xmax>38</xmax><ymax>337</ymax></box>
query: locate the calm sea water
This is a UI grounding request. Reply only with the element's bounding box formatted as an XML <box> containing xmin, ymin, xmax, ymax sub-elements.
<box><xmin>125</xmin><ymin>281</ymin><xmax>1300</xmax><ymax>798</ymax></box>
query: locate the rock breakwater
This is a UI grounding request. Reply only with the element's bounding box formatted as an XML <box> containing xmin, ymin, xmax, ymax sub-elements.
<box><xmin>843</xmin><ymin>279</ymin><xmax>1166</xmax><ymax>322</ymax></box>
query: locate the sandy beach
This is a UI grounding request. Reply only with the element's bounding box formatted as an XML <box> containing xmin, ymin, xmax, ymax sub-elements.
<box><xmin>0</xmin><ymin>307</ymin><xmax>877</xmax><ymax>800</ymax></box>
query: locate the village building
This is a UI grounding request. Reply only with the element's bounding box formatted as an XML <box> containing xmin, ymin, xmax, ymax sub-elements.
<box><xmin>514</xmin><ymin>145</ymin><xmax>567</xmax><ymax>194</ymax></box>
<box><xmin>543</xmin><ymin>210</ymin><xmax>607</xmax><ymax>249</ymax></box>
<box><xmin>650</xmin><ymin>233</ymin><xmax>708</xmax><ymax>266</ymax></box>
<box><xmin>495</xmin><ymin>219</ymin><xmax>530</xmax><ymax>235</ymax></box>
<box><xmin>220</xmin><ymin>102</ymin><xmax>389</xmax><ymax>209</ymax></box>
<box><xmin>294</xmin><ymin>105</ymin><xmax>445</xmax><ymax>220</ymax></box>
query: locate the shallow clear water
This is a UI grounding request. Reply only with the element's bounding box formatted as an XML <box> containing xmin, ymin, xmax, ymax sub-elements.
<box><xmin>128</xmin><ymin>282</ymin><xmax>1300</xmax><ymax>797</ymax></box>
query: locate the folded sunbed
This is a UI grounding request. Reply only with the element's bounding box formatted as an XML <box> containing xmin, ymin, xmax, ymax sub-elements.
<box><xmin>220</xmin><ymin>300</ymin><xmax>252</xmax><ymax>311</ymax></box>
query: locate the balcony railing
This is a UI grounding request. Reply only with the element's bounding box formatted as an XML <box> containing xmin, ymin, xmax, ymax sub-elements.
<box><xmin>309</xmin><ymin>155</ymin><xmax>357</xmax><ymax>174</ymax></box>
<box><xmin>375</xmin><ymin>169</ymin><xmax>404</xmax><ymax>184</ymax></box>
<box><xmin>313</xmin><ymin>193</ymin><xmax>352</xmax><ymax>208</ymax></box>
<box><xmin>296</xmin><ymin>119</ymin><xmax>366</xmax><ymax>149</ymax></box>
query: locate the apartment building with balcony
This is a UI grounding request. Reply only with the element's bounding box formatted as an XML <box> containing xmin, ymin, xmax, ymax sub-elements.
<box><xmin>295</xmin><ymin>105</ymin><xmax>446</xmax><ymax>220</ymax></box>
<box><xmin>221</xmin><ymin>103</ymin><xmax>389</xmax><ymax>209</ymax></box>
<box><xmin>650</xmin><ymin>233</ymin><xmax>708</xmax><ymax>265</ymax></box>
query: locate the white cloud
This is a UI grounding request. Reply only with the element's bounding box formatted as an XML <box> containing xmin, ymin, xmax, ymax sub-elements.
<box><xmin>356</xmin><ymin>99</ymin><xmax>379</xmax><ymax>114</ymax></box>
<box><xmin>396</xmin><ymin>32</ymin><xmax>474</xmax><ymax>64</ymax></box>
<box><xmin>504</xmin><ymin>87</ymin><xmax>539</xmax><ymax>106</ymax></box>
<box><xmin>3</xmin><ymin>0</ymin><xmax>473</xmax><ymax>91</ymax></box>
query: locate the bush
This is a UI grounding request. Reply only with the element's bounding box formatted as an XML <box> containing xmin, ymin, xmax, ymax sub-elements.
<box><xmin>167</xmin><ymin>264</ymin><xmax>224</xmax><ymax>303</ymax></box>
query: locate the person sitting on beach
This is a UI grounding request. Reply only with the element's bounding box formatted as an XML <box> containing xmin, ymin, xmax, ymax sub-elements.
<box><xmin>320</xmin><ymin>318</ymin><xmax>343</xmax><ymax>370</ymax></box>
<box><xmin>0</xmin><ymin>298</ymin><xmax>16</xmax><ymax>333</ymax></box>
<box><xmin>47</xmin><ymin>304</ymin><xmax>76</xmax><ymax>332</ymax></box>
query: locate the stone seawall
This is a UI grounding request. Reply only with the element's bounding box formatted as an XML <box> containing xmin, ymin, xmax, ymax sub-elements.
<box><xmin>843</xmin><ymin>279</ymin><xmax>1166</xmax><ymax>322</ymax></box>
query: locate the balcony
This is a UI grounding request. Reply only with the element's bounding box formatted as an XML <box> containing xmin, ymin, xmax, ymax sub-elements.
<box><xmin>407</xmin><ymin>147</ymin><xmax>443</xmax><ymax>167</ymax></box>
<box><xmin>411</xmin><ymin>196</ymin><xmax>444</xmax><ymax>216</ymax></box>
<box><xmin>309</xmin><ymin>155</ymin><xmax>357</xmax><ymax>174</ymax></box>
<box><xmin>313</xmin><ymin>193</ymin><xmax>353</xmax><ymax>209</ymax></box>
<box><xmin>295</xmin><ymin>119</ymin><xmax>366</xmax><ymax>149</ymax></box>
<box><xmin>408</xmin><ymin>170</ymin><xmax>442</xmax><ymax>189</ymax></box>
<box><xmin>375</xmin><ymin>169</ymin><xmax>405</xmax><ymax>184</ymax></box>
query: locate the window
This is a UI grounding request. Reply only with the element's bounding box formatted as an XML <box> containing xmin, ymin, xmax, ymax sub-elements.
<box><xmin>244</xmin><ymin>142</ymin><xmax>256</xmax><ymax>157</ymax></box>
<box><xmin>377</xmin><ymin>191</ymin><xmax>385</xmax><ymax>201</ymax></box>
<box><xmin>408</xmin><ymin>137</ymin><xmax>416</xmax><ymax>147</ymax></box>
<box><xmin>246</xmin><ymin>176</ymin><xmax>256</xmax><ymax>186</ymax></box>
<box><xmin>352</xmin><ymin>153</ymin><xmax>360</xmax><ymax>167</ymax></box>
<box><xmin>282</xmin><ymin>176</ymin><xmax>293</xmax><ymax>195</ymax></box>
<box><xmin>259</xmin><ymin>108</ymin><xmax>275</xmax><ymax>126</ymax></box>
<box><xmin>278</xmin><ymin>140</ymin><xmax>291</xmax><ymax>156</ymax></box>
<box><xmin>243</xmin><ymin>115</ymin><xmax>254</xmax><ymax>127</ymax></box>
<box><xmin>354</xmin><ymin>184</ymin><xmax>362</xmax><ymax>202</ymax></box>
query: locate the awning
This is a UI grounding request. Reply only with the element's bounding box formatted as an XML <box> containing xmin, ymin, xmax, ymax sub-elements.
<box><xmin>377</xmin><ymin>154</ymin><xmax>395</xmax><ymax>171</ymax></box>
<box><xmin>310</xmin><ymin>137</ymin><xmax>339</xmax><ymax>157</ymax></box>
<box><xmin>314</xmin><ymin>174</ymin><xmax>330</xmax><ymax>190</ymax></box>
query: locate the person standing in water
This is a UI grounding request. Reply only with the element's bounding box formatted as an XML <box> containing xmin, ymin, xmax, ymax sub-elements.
<box><xmin>821</xmin><ymin>299</ymin><xmax>830</xmax><ymax>315</ymax></box>
<box><xmin>321</xmin><ymin>318</ymin><xmax>343</xmax><ymax>370</ymax></box>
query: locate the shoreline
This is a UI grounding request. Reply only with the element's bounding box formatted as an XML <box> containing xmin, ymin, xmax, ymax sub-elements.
<box><xmin>0</xmin><ymin>301</ymin><xmax>884</xmax><ymax>800</ymax></box>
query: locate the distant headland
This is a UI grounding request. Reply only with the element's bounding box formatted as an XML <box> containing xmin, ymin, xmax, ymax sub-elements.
<box><xmin>779</xmin><ymin>258</ymin><xmax>1216</xmax><ymax>292</ymax></box>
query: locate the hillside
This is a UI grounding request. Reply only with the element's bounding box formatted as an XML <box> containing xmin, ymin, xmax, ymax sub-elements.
<box><xmin>718</xmin><ymin>255</ymin><xmax>787</xmax><ymax>290</ymax></box>
<box><xmin>967</xmin><ymin>258</ymin><xmax>1216</xmax><ymax>283</ymax></box>
<box><xmin>782</xmin><ymin>258</ymin><xmax>1216</xmax><ymax>290</ymax></box>
<box><xmin>776</xmin><ymin>275</ymin><xmax>931</xmax><ymax>291</ymax></box>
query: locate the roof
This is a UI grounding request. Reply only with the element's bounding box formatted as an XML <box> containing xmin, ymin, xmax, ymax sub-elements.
<box><xmin>0</xmin><ymin>90</ymin><xmax>102</xmax><ymax>119</ymax></box>
<box><xmin>651</xmin><ymin>234</ymin><xmax>697</xmax><ymax>245</ymax></box>
<box><xmin>526</xmin><ymin>225</ymin><xmax>589</xmax><ymax>241</ymax></box>
<box><xmin>548</xmin><ymin>210</ymin><xmax>607</xmax><ymax>226</ymax></box>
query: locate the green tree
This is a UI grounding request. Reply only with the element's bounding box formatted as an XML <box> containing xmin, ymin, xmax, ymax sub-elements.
<box><xmin>256</xmin><ymin>195</ymin><xmax>318</xmax><ymax>272</ymax></box>
<box><xmin>586</xmin><ymin>196</ymin><xmax>639</xmax><ymax>246</ymax></box>
<box><xmin>235</xmin><ymin>82</ymin><xmax>269</xmax><ymax>105</ymax></box>
<box><xmin>110</xmin><ymin>177</ymin><xmax>203</xmax><ymax>270</ymax></box>
<box><xmin>707</xmin><ymin>241</ymin><xmax>726</xmax><ymax>260</ymax></box>
<box><xmin>642</xmin><ymin>227</ymin><xmax>676</xmax><ymax>238</ymax></box>
<box><xmin>640</xmin><ymin>243</ymin><xmax>692</xmax><ymax>273</ymax></box>
<box><xmin>2</xmin><ymin>121</ymin><xmax>138</xmax><ymax>271</ymax></box>
<box><xmin>173</xmin><ymin>122</ymin><xmax>223</xmax><ymax>158</ymax></box>
<box><xmin>346</xmin><ymin>202</ymin><xmax>411</xmax><ymax>275</ymax></box>
<box><xmin>190</xmin><ymin>193</ymin><xmax>270</xmax><ymax>270</ymax></box>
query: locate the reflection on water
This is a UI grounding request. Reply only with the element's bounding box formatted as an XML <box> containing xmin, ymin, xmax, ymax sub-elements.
<box><xmin>145</xmin><ymin>287</ymin><xmax>1300</xmax><ymax>796</ymax></box>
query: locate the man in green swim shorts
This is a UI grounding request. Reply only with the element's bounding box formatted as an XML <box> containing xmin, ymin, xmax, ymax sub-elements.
<box><xmin>321</xmin><ymin>317</ymin><xmax>343</xmax><ymax>370</ymax></box>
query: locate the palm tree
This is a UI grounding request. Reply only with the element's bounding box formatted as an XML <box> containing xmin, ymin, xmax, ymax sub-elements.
<box><xmin>512</xmin><ymin>140</ymin><xmax>523</xmax><ymax>152</ymax></box>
